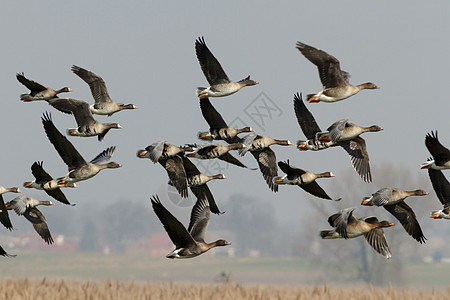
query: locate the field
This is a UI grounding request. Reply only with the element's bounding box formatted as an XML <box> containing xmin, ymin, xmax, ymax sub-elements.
<box><xmin>0</xmin><ymin>279</ymin><xmax>449</xmax><ymax>300</ymax></box>
<box><xmin>1</xmin><ymin>252</ymin><xmax>449</xmax><ymax>299</ymax></box>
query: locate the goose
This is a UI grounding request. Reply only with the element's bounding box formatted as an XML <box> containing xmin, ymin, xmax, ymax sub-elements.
<box><xmin>293</xmin><ymin>93</ymin><xmax>374</xmax><ymax>182</ymax></box>
<box><xmin>151</xmin><ymin>195</ymin><xmax>230</xmax><ymax>259</ymax></box>
<box><xmin>195</xmin><ymin>37</ymin><xmax>258</xmax><ymax>98</ymax></box>
<box><xmin>0</xmin><ymin>245</ymin><xmax>15</xmax><ymax>258</ymax></box>
<box><xmin>316</xmin><ymin>119</ymin><xmax>383</xmax><ymax>143</ymax></box>
<box><xmin>421</xmin><ymin>131</ymin><xmax>450</xmax><ymax>170</ymax></box>
<box><xmin>71</xmin><ymin>65</ymin><xmax>137</xmax><ymax>116</ymax></box>
<box><xmin>5</xmin><ymin>196</ymin><xmax>54</xmax><ymax>244</ymax></box>
<box><xmin>16</xmin><ymin>73</ymin><xmax>72</xmax><ymax>101</ymax></box>
<box><xmin>137</xmin><ymin>141</ymin><xmax>197</xmax><ymax>198</ymax></box>
<box><xmin>186</xmin><ymin>143</ymin><xmax>252</xmax><ymax>169</ymax></box>
<box><xmin>178</xmin><ymin>155</ymin><xmax>226</xmax><ymax>214</ymax></box>
<box><xmin>198</xmin><ymin>97</ymin><xmax>254</xmax><ymax>143</ymax></box>
<box><xmin>41</xmin><ymin>112</ymin><xmax>121</xmax><ymax>184</ymax></box>
<box><xmin>0</xmin><ymin>185</ymin><xmax>21</xmax><ymax>195</ymax></box>
<box><xmin>273</xmin><ymin>160</ymin><xmax>336</xmax><ymax>200</ymax></box>
<box><xmin>361</xmin><ymin>188</ymin><xmax>428</xmax><ymax>243</ymax></box>
<box><xmin>239</xmin><ymin>133</ymin><xmax>293</xmax><ymax>192</ymax></box>
<box><xmin>47</xmin><ymin>98</ymin><xmax>122</xmax><ymax>141</ymax></box>
<box><xmin>427</xmin><ymin>168</ymin><xmax>450</xmax><ymax>219</ymax></box>
<box><xmin>296</xmin><ymin>41</ymin><xmax>379</xmax><ymax>103</ymax></box>
<box><xmin>23</xmin><ymin>161</ymin><xmax>77</xmax><ymax>205</ymax></box>
<box><xmin>320</xmin><ymin>207</ymin><xmax>394</xmax><ymax>259</ymax></box>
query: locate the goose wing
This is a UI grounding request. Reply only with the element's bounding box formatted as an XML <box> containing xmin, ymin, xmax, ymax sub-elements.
<box><xmin>16</xmin><ymin>73</ymin><xmax>47</xmax><ymax>92</ymax></box>
<box><xmin>195</xmin><ymin>37</ymin><xmax>230</xmax><ymax>85</ymax></box>
<box><xmin>31</xmin><ymin>161</ymin><xmax>53</xmax><ymax>182</ymax></box>
<box><xmin>428</xmin><ymin>169</ymin><xmax>450</xmax><ymax>206</ymax></box>
<box><xmin>150</xmin><ymin>195</ymin><xmax>196</xmax><ymax>249</ymax></box>
<box><xmin>296</xmin><ymin>42</ymin><xmax>348</xmax><ymax>89</ymax></box>
<box><xmin>71</xmin><ymin>65</ymin><xmax>113</xmax><ymax>104</ymax></box>
<box><xmin>384</xmin><ymin>201</ymin><xmax>426</xmax><ymax>244</ymax></box>
<box><xmin>23</xmin><ymin>207</ymin><xmax>54</xmax><ymax>244</ymax></box>
<box><xmin>190</xmin><ymin>184</ymin><xmax>221</xmax><ymax>215</ymax></box>
<box><xmin>328</xmin><ymin>207</ymin><xmax>357</xmax><ymax>239</ymax></box>
<box><xmin>187</xmin><ymin>195</ymin><xmax>210</xmax><ymax>242</ymax></box>
<box><xmin>293</xmin><ymin>92</ymin><xmax>321</xmax><ymax>139</ymax></box>
<box><xmin>41</xmin><ymin>112</ymin><xmax>87</xmax><ymax>170</ymax></box>
<box><xmin>425</xmin><ymin>131</ymin><xmax>450</xmax><ymax>166</ymax></box>
<box><xmin>338</xmin><ymin>137</ymin><xmax>372</xmax><ymax>182</ymax></box>
<box><xmin>252</xmin><ymin>148</ymin><xmax>278</xmax><ymax>192</ymax></box>
<box><xmin>0</xmin><ymin>195</ymin><xmax>13</xmax><ymax>230</ymax></box>
<box><xmin>199</xmin><ymin>98</ymin><xmax>228</xmax><ymax>129</ymax></box>
<box><xmin>48</xmin><ymin>98</ymin><xmax>96</xmax><ymax>127</ymax></box>
<box><xmin>160</xmin><ymin>156</ymin><xmax>188</xmax><ymax>198</ymax></box>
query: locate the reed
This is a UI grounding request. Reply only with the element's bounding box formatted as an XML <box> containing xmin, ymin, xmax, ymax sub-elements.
<box><xmin>0</xmin><ymin>279</ymin><xmax>448</xmax><ymax>300</ymax></box>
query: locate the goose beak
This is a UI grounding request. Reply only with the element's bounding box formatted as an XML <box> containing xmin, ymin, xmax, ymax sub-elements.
<box><xmin>424</xmin><ymin>192</ymin><xmax>429</xmax><ymax>195</ymax></box>
<box><xmin>137</xmin><ymin>151</ymin><xmax>148</xmax><ymax>157</ymax></box>
<box><xmin>421</xmin><ymin>164</ymin><xmax>432</xmax><ymax>169</ymax></box>
<box><xmin>225</xmin><ymin>242</ymin><xmax>231</xmax><ymax>245</ymax></box>
<box><xmin>17</xmin><ymin>189</ymin><xmax>22</xmax><ymax>193</ymax></box>
<box><xmin>24</xmin><ymin>182</ymin><xmax>33</xmax><ymax>188</ymax></box>
<box><xmin>199</xmin><ymin>93</ymin><xmax>208</xmax><ymax>99</ymax></box>
<box><xmin>361</xmin><ymin>200</ymin><xmax>373</xmax><ymax>206</ymax></box>
<box><xmin>431</xmin><ymin>212</ymin><xmax>441</xmax><ymax>218</ymax></box>
<box><xmin>330</xmin><ymin>173</ymin><xmax>336</xmax><ymax>177</ymax></box>
<box><xmin>199</xmin><ymin>133</ymin><xmax>210</xmax><ymax>139</ymax></box>
<box><xmin>389</xmin><ymin>223</ymin><xmax>395</xmax><ymax>226</ymax></box>
<box><xmin>186</xmin><ymin>153</ymin><xmax>195</xmax><ymax>157</ymax></box>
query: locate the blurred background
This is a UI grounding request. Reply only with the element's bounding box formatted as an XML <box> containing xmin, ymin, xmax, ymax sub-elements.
<box><xmin>1</xmin><ymin>1</ymin><xmax>449</xmax><ymax>287</ymax></box>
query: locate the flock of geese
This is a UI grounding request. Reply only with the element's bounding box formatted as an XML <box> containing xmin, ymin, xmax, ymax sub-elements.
<box><xmin>1</xmin><ymin>38</ymin><xmax>449</xmax><ymax>260</ymax></box>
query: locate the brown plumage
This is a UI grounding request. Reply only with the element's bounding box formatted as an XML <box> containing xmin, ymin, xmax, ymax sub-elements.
<box><xmin>151</xmin><ymin>195</ymin><xmax>230</xmax><ymax>259</ymax></box>
<box><xmin>16</xmin><ymin>73</ymin><xmax>72</xmax><ymax>101</ymax></box>
<box><xmin>296</xmin><ymin>42</ymin><xmax>379</xmax><ymax>103</ymax></box>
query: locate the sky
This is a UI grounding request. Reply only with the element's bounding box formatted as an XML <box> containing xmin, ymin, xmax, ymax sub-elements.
<box><xmin>1</xmin><ymin>1</ymin><xmax>449</xmax><ymax>246</ymax></box>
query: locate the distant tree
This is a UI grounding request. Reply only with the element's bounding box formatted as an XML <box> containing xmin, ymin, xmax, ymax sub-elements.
<box><xmin>78</xmin><ymin>216</ymin><xmax>101</xmax><ymax>252</ymax></box>
<box><xmin>211</xmin><ymin>194</ymin><xmax>294</xmax><ymax>257</ymax></box>
<box><xmin>97</xmin><ymin>199</ymin><xmax>154</xmax><ymax>253</ymax></box>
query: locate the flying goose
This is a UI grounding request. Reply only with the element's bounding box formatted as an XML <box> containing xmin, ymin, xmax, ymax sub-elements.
<box><xmin>296</xmin><ymin>41</ymin><xmax>379</xmax><ymax>103</ymax></box>
<box><xmin>178</xmin><ymin>155</ymin><xmax>226</xmax><ymax>215</ymax></box>
<box><xmin>239</xmin><ymin>133</ymin><xmax>293</xmax><ymax>192</ymax></box>
<box><xmin>293</xmin><ymin>93</ymin><xmax>375</xmax><ymax>182</ymax></box>
<box><xmin>71</xmin><ymin>65</ymin><xmax>137</xmax><ymax>116</ymax></box>
<box><xmin>427</xmin><ymin>168</ymin><xmax>450</xmax><ymax>219</ymax></box>
<box><xmin>186</xmin><ymin>143</ymin><xmax>253</xmax><ymax>169</ymax></box>
<box><xmin>41</xmin><ymin>112</ymin><xmax>121</xmax><ymax>184</ymax></box>
<box><xmin>198</xmin><ymin>97</ymin><xmax>254</xmax><ymax>143</ymax></box>
<box><xmin>320</xmin><ymin>207</ymin><xmax>394</xmax><ymax>259</ymax></box>
<box><xmin>421</xmin><ymin>131</ymin><xmax>450</xmax><ymax>170</ymax></box>
<box><xmin>273</xmin><ymin>160</ymin><xmax>336</xmax><ymax>200</ymax></box>
<box><xmin>361</xmin><ymin>188</ymin><xmax>428</xmax><ymax>243</ymax></box>
<box><xmin>16</xmin><ymin>73</ymin><xmax>72</xmax><ymax>101</ymax></box>
<box><xmin>23</xmin><ymin>161</ymin><xmax>77</xmax><ymax>205</ymax></box>
<box><xmin>151</xmin><ymin>195</ymin><xmax>230</xmax><ymax>259</ymax></box>
<box><xmin>137</xmin><ymin>141</ymin><xmax>197</xmax><ymax>198</ymax></box>
<box><xmin>5</xmin><ymin>196</ymin><xmax>54</xmax><ymax>244</ymax></box>
<box><xmin>195</xmin><ymin>37</ymin><xmax>258</xmax><ymax>98</ymax></box>
<box><xmin>48</xmin><ymin>98</ymin><xmax>122</xmax><ymax>141</ymax></box>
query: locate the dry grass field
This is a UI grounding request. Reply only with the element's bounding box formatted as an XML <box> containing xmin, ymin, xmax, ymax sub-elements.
<box><xmin>0</xmin><ymin>279</ymin><xmax>448</xmax><ymax>300</ymax></box>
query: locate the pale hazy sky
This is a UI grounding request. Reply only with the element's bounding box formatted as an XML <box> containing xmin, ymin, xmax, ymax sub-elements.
<box><xmin>1</xmin><ymin>2</ymin><xmax>449</xmax><ymax>238</ymax></box>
